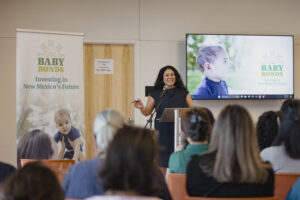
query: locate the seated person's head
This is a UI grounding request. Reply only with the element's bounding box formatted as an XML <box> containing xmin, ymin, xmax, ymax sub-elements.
<box><xmin>208</xmin><ymin>104</ymin><xmax>269</xmax><ymax>183</ymax></box>
<box><xmin>3</xmin><ymin>161</ymin><xmax>64</xmax><ymax>200</ymax></box>
<box><xmin>99</xmin><ymin>125</ymin><xmax>160</xmax><ymax>196</ymax></box>
<box><xmin>201</xmin><ymin>107</ymin><xmax>215</xmax><ymax>126</ymax></box>
<box><xmin>54</xmin><ymin>108</ymin><xmax>72</xmax><ymax>135</ymax></box>
<box><xmin>181</xmin><ymin>107</ymin><xmax>211</xmax><ymax>144</ymax></box>
<box><xmin>256</xmin><ymin>111</ymin><xmax>279</xmax><ymax>151</ymax></box>
<box><xmin>93</xmin><ymin>109</ymin><xmax>126</xmax><ymax>155</ymax></box>
<box><xmin>273</xmin><ymin>99</ymin><xmax>300</xmax><ymax>159</ymax></box>
<box><xmin>197</xmin><ymin>45</ymin><xmax>230</xmax><ymax>82</ymax></box>
<box><xmin>0</xmin><ymin>162</ymin><xmax>16</xmax><ymax>184</ymax></box>
<box><xmin>17</xmin><ymin>129</ymin><xmax>54</xmax><ymax>168</ymax></box>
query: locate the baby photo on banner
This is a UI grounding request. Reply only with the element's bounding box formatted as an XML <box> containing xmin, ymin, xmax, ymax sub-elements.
<box><xmin>16</xmin><ymin>29</ymin><xmax>85</xmax><ymax>163</ymax></box>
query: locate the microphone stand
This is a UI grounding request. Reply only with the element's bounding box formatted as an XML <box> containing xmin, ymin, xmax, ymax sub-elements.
<box><xmin>144</xmin><ymin>90</ymin><xmax>166</xmax><ymax>130</ymax></box>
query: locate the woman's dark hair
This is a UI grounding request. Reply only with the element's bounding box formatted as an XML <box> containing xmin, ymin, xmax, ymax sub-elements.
<box><xmin>181</xmin><ymin>107</ymin><xmax>211</xmax><ymax>142</ymax></box>
<box><xmin>256</xmin><ymin>111</ymin><xmax>279</xmax><ymax>151</ymax></box>
<box><xmin>273</xmin><ymin>99</ymin><xmax>300</xmax><ymax>158</ymax></box>
<box><xmin>99</xmin><ymin>125</ymin><xmax>160</xmax><ymax>196</ymax></box>
<box><xmin>17</xmin><ymin>129</ymin><xmax>53</xmax><ymax>168</ymax></box>
<box><xmin>3</xmin><ymin>161</ymin><xmax>64</xmax><ymax>200</ymax></box>
<box><xmin>153</xmin><ymin>65</ymin><xmax>185</xmax><ymax>90</ymax></box>
<box><xmin>201</xmin><ymin>107</ymin><xmax>215</xmax><ymax>126</ymax></box>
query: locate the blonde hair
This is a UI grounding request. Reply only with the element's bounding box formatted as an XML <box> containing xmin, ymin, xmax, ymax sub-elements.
<box><xmin>54</xmin><ymin>108</ymin><xmax>71</xmax><ymax>122</ymax></box>
<box><xmin>93</xmin><ymin>109</ymin><xmax>126</xmax><ymax>153</ymax></box>
<box><xmin>207</xmin><ymin>105</ymin><xmax>269</xmax><ymax>183</ymax></box>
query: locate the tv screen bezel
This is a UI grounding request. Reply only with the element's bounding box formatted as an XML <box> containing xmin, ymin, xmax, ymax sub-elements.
<box><xmin>186</xmin><ymin>33</ymin><xmax>294</xmax><ymax>100</ymax></box>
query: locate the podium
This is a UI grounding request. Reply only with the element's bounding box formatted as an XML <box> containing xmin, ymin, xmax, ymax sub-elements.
<box><xmin>159</xmin><ymin>108</ymin><xmax>190</xmax><ymax>150</ymax></box>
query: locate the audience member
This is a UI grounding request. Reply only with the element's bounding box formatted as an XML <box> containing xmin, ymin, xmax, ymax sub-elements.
<box><xmin>0</xmin><ymin>161</ymin><xmax>16</xmax><ymax>198</ymax></box>
<box><xmin>63</xmin><ymin>109</ymin><xmax>172</xmax><ymax>200</ymax></box>
<box><xmin>260</xmin><ymin>99</ymin><xmax>300</xmax><ymax>173</ymax></box>
<box><xmin>17</xmin><ymin>129</ymin><xmax>54</xmax><ymax>168</ymax></box>
<box><xmin>63</xmin><ymin>109</ymin><xmax>126</xmax><ymax>199</ymax></box>
<box><xmin>256</xmin><ymin>111</ymin><xmax>279</xmax><ymax>151</ymax></box>
<box><xmin>186</xmin><ymin>105</ymin><xmax>274</xmax><ymax>197</ymax></box>
<box><xmin>169</xmin><ymin>107</ymin><xmax>210</xmax><ymax>173</ymax></box>
<box><xmin>0</xmin><ymin>162</ymin><xmax>16</xmax><ymax>183</ymax></box>
<box><xmin>176</xmin><ymin>107</ymin><xmax>214</xmax><ymax>151</ymax></box>
<box><xmin>87</xmin><ymin>126</ymin><xmax>166</xmax><ymax>200</ymax></box>
<box><xmin>286</xmin><ymin>177</ymin><xmax>300</xmax><ymax>200</ymax></box>
<box><xmin>201</xmin><ymin>107</ymin><xmax>215</xmax><ymax>126</ymax></box>
<box><xmin>3</xmin><ymin>161</ymin><xmax>64</xmax><ymax>200</ymax></box>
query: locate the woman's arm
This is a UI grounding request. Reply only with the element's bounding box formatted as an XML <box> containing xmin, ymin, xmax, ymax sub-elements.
<box><xmin>133</xmin><ymin>96</ymin><xmax>155</xmax><ymax>116</ymax></box>
<box><xmin>186</xmin><ymin>94</ymin><xmax>194</xmax><ymax>107</ymax></box>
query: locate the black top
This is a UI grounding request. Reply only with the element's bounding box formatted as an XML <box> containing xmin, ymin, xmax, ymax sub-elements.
<box><xmin>150</xmin><ymin>87</ymin><xmax>188</xmax><ymax>167</ymax></box>
<box><xmin>150</xmin><ymin>87</ymin><xmax>188</xmax><ymax>120</ymax></box>
<box><xmin>186</xmin><ymin>152</ymin><xmax>274</xmax><ymax>197</ymax></box>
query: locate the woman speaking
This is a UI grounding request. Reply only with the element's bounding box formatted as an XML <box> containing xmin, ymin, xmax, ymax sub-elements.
<box><xmin>133</xmin><ymin>65</ymin><xmax>194</xmax><ymax>174</ymax></box>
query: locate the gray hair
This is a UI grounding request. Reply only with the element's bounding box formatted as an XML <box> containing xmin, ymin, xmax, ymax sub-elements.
<box><xmin>93</xmin><ymin>109</ymin><xmax>126</xmax><ymax>153</ymax></box>
<box><xmin>196</xmin><ymin>45</ymin><xmax>225</xmax><ymax>72</ymax></box>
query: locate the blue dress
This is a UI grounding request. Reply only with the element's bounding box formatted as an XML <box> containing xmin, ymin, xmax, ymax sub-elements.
<box><xmin>150</xmin><ymin>87</ymin><xmax>188</xmax><ymax>167</ymax></box>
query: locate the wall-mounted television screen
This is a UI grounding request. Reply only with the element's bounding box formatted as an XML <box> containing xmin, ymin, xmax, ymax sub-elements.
<box><xmin>186</xmin><ymin>34</ymin><xmax>294</xmax><ymax>100</ymax></box>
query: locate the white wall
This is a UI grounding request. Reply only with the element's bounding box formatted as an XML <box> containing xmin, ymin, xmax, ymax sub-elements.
<box><xmin>1</xmin><ymin>0</ymin><xmax>300</xmax><ymax>166</ymax></box>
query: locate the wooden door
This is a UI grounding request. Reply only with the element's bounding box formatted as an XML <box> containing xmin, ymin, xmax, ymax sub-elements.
<box><xmin>84</xmin><ymin>44</ymin><xmax>134</xmax><ymax>159</ymax></box>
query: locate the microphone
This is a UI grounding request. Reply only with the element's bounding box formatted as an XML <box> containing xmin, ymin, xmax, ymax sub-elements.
<box><xmin>159</xmin><ymin>85</ymin><xmax>167</xmax><ymax>98</ymax></box>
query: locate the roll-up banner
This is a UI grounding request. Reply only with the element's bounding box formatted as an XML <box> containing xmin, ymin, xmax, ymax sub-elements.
<box><xmin>16</xmin><ymin>29</ymin><xmax>85</xmax><ymax>162</ymax></box>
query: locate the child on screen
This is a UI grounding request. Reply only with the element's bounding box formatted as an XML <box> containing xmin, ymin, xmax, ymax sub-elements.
<box><xmin>193</xmin><ymin>45</ymin><xmax>230</xmax><ymax>96</ymax></box>
<box><xmin>54</xmin><ymin>108</ymin><xmax>85</xmax><ymax>162</ymax></box>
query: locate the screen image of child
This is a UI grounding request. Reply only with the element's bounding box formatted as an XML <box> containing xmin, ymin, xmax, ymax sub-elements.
<box><xmin>54</xmin><ymin>108</ymin><xmax>85</xmax><ymax>162</ymax></box>
<box><xmin>193</xmin><ymin>45</ymin><xmax>230</xmax><ymax>96</ymax></box>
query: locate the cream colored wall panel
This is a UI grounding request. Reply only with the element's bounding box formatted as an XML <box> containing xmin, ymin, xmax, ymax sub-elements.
<box><xmin>0</xmin><ymin>0</ymin><xmax>140</xmax><ymax>41</ymax></box>
<box><xmin>140</xmin><ymin>0</ymin><xmax>300</xmax><ymax>42</ymax></box>
<box><xmin>0</xmin><ymin>38</ymin><xmax>17</xmax><ymax>166</ymax></box>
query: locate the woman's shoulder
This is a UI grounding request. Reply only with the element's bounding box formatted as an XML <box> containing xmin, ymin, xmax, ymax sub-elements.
<box><xmin>69</xmin><ymin>157</ymin><xmax>102</xmax><ymax>173</ymax></box>
<box><xmin>189</xmin><ymin>151</ymin><xmax>216</xmax><ymax>169</ymax></box>
<box><xmin>149</xmin><ymin>89</ymin><xmax>161</xmax><ymax>98</ymax></box>
<box><xmin>260</xmin><ymin>145</ymin><xmax>284</xmax><ymax>159</ymax></box>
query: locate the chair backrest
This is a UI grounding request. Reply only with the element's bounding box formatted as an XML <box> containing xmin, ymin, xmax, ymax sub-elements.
<box><xmin>185</xmin><ymin>197</ymin><xmax>278</xmax><ymax>200</ymax></box>
<box><xmin>167</xmin><ymin>173</ymin><xmax>187</xmax><ymax>200</ymax></box>
<box><xmin>274</xmin><ymin>173</ymin><xmax>300</xmax><ymax>200</ymax></box>
<box><xmin>65</xmin><ymin>199</ymin><xmax>83</xmax><ymax>200</ymax></box>
<box><xmin>20</xmin><ymin>159</ymin><xmax>75</xmax><ymax>184</ymax></box>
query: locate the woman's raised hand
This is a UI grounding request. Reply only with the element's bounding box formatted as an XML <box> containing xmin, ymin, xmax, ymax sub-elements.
<box><xmin>132</xmin><ymin>98</ymin><xmax>144</xmax><ymax>109</ymax></box>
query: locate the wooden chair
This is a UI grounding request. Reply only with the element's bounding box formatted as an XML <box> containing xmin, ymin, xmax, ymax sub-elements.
<box><xmin>274</xmin><ymin>173</ymin><xmax>300</xmax><ymax>200</ymax></box>
<box><xmin>185</xmin><ymin>197</ymin><xmax>277</xmax><ymax>200</ymax></box>
<box><xmin>167</xmin><ymin>173</ymin><xmax>188</xmax><ymax>200</ymax></box>
<box><xmin>21</xmin><ymin>159</ymin><xmax>75</xmax><ymax>184</ymax></box>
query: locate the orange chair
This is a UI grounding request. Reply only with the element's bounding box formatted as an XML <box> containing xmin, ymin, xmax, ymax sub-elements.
<box><xmin>167</xmin><ymin>173</ymin><xmax>188</xmax><ymax>200</ymax></box>
<box><xmin>65</xmin><ymin>199</ymin><xmax>83</xmax><ymax>200</ymax></box>
<box><xmin>21</xmin><ymin>159</ymin><xmax>75</xmax><ymax>184</ymax></box>
<box><xmin>274</xmin><ymin>173</ymin><xmax>300</xmax><ymax>200</ymax></box>
<box><xmin>185</xmin><ymin>197</ymin><xmax>277</xmax><ymax>200</ymax></box>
